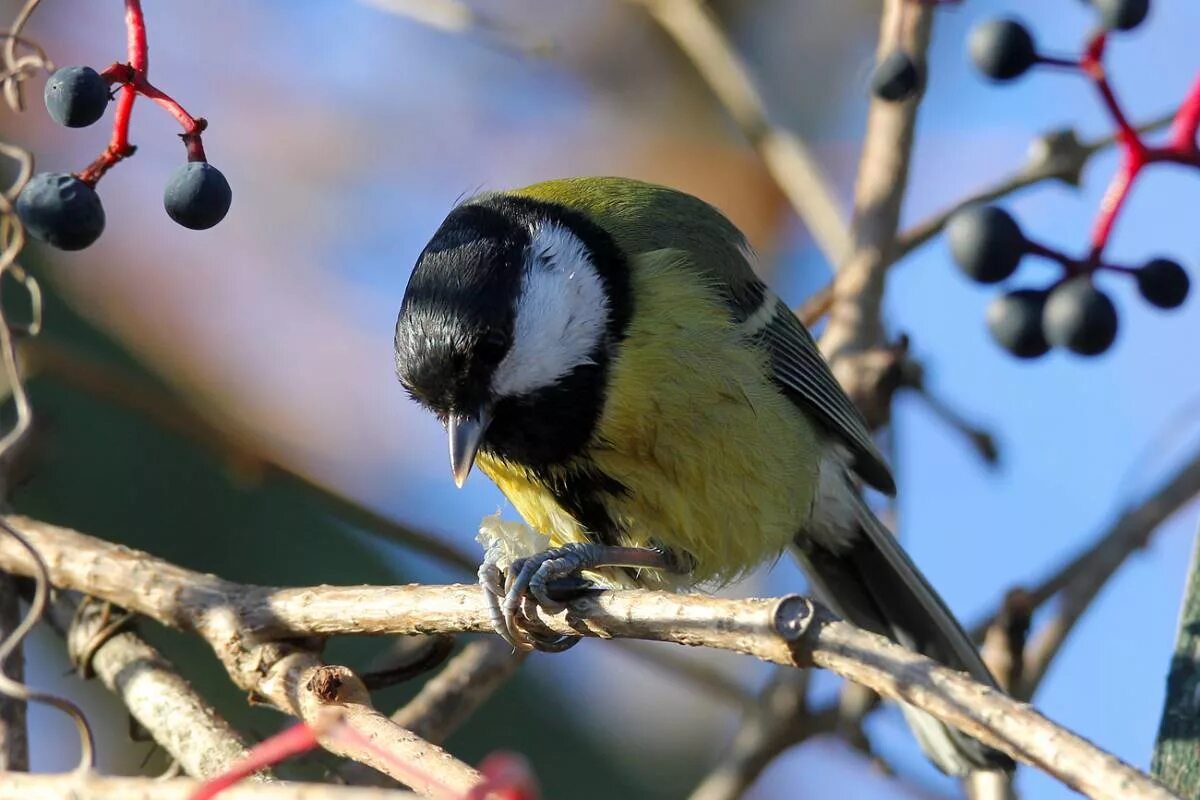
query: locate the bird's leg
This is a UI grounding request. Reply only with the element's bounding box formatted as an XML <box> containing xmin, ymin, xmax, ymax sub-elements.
<box><xmin>495</xmin><ymin>543</ymin><xmax>684</xmax><ymax>652</ymax></box>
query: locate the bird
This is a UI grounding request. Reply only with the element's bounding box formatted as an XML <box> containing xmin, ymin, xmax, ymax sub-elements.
<box><xmin>393</xmin><ymin>176</ymin><xmax>1013</xmax><ymax>776</ymax></box>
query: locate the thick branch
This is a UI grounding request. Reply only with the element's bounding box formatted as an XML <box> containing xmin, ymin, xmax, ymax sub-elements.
<box><xmin>0</xmin><ymin>772</ymin><xmax>416</xmax><ymax>800</ymax></box>
<box><xmin>0</xmin><ymin>518</ymin><xmax>477</xmax><ymax>795</ymax></box>
<box><xmin>0</xmin><ymin>518</ymin><xmax>1174</xmax><ymax>800</ymax></box>
<box><xmin>634</xmin><ymin>0</ymin><xmax>850</xmax><ymax>264</ymax></box>
<box><xmin>42</xmin><ymin>592</ymin><xmax>256</xmax><ymax>779</ymax></box>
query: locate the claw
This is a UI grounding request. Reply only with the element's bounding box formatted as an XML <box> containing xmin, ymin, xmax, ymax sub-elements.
<box><xmin>478</xmin><ymin>542</ymin><xmax>678</xmax><ymax>653</ymax></box>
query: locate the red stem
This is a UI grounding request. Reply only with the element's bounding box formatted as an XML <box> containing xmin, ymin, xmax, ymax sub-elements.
<box><xmin>126</xmin><ymin>0</ymin><xmax>147</xmax><ymax>72</ymax></box>
<box><xmin>188</xmin><ymin>723</ymin><xmax>319</xmax><ymax>800</ymax></box>
<box><xmin>76</xmin><ymin>0</ymin><xmax>208</xmax><ymax>183</ymax></box>
<box><xmin>1088</xmin><ymin>150</ymin><xmax>1144</xmax><ymax>262</ymax></box>
<box><xmin>1169</xmin><ymin>73</ymin><xmax>1200</xmax><ymax>154</ymax></box>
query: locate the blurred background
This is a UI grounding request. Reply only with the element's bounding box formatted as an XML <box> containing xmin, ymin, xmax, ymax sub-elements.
<box><xmin>4</xmin><ymin>1</ymin><xmax>1200</xmax><ymax>797</ymax></box>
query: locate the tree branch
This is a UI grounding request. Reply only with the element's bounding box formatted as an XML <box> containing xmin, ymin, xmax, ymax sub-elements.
<box><xmin>819</xmin><ymin>0</ymin><xmax>934</xmax><ymax>423</ymax></box>
<box><xmin>0</xmin><ymin>572</ymin><xmax>26</xmax><ymax>771</ymax></box>
<box><xmin>970</xmin><ymin>447</ymin><xmax>1200</xmax><ymax>700</ymax></box>
<box><xmin>0</xmin><ymin>517</ymin><xmax>1175</xmax><ymax>800</ymax></box>
<box><xmin>22</xmin><ymin>338</ymin><xmax>477</xmax><ymax>574</ymax></box>
<box><xmin>633</xmin><ymin>0</ymin><xmax>850</xmax><ymax>265</ymax></box>
<box><xmin>0</xmin><ymin>772</ymin><xmax>417</xmax><ymax>800</ymax></box>
<box><xmin>895</xmin><ymin>112</ymin><xmax>1177</xmax><ymax>261</ymax></box>
<box><xmin>390</xmin><ymin>639</ymin><xmax>522</xmax><ymax>745</ymax></box>
<box><xmin>40</xmin><ymin>591</ymin><xmax>258</xmax><ymax>779</ymax></box>
<box><xmin>0</xmin><ymin>517</ymin><xmax>478</xmax><ymax>795</ymax></box>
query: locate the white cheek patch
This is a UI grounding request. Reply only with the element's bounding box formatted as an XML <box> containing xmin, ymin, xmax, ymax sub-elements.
<box><xmin>491</xmin><ymin>222</ymin><xmax>609</xmax><ymax>398</ymax></box>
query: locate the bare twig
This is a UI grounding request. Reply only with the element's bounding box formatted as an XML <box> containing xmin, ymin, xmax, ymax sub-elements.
<box><xmin>357</xmin><ymin>0</ymin><xmax>552</xmax><ymax>57</ymax></box>
<box><xmin>895</xmin><ymin>112</ymin><xmax>1178</xmax><ymax>261</ymax></box>
<box><xmin>902</xmin><ymin>361</ymin><xmax>999</xmax><ymax>466</ymax></box>
<box><xmin>0</xmin><ymin>517</ymin><xmax>477</xmax><ymax>793</ymax></box>
<box><xmin>0</xmin><ymin>772</ymin><xmax>418</xmax><ymax>800</ymax></box>
<box><xmin>819</xmin><ymin>0</ymin><xmax>934</xmax><ymax>426</ymax></box>
<box><xmin>391</xmin><ymin>639</ymin><xmax>522</xmax><ymax>745</ymax></box>
<box><xmin>23</xmin><ymin>338</ymin><xmax>477</xmax><ymax>574</ymax></box>
<box><xmin>40</xmin><ymin>592</ymin><xmax>258</xmax><ymax>779</ymax></box>
<box><xmin>633</xmin><ymin>0</ymin><xmax>850</xmax><ymax>265</ymax></box>
<box><xmin>797</xmin><ymin>113</ymin><xmax>1180</xmax><ymax>329</ymax></box>
<box><xmin>971</xmin><ymin>448</ymin><xmax>1200</xmax><ymax>700</ymax></box>
<box><xmin>0</xmin><ymin>573</ymin><xmax>25</xmax><ymax>770</ymax></box>
<box><xmin>612</xmin><ymin>642</ymin><xmax>752</xmax><ymax>707</ymax></box>
<box><xmin>296</xmin><ymin>667</ymin><xmax>482</xmax><ymax>797</ymax></box>
<box><xmin>688</xmin><ymin>669</ymin><xmax>834</xmax><ymax>800</ymax></box>
<box><xmin>2</xmin><ymin>0</ymin><xmax>51</xmax><ymax>113</ymax></box>
<box><xmin>0</xmin><ymin>517</ymin><xmax>1175</xmax><ymax>800</ymax></box>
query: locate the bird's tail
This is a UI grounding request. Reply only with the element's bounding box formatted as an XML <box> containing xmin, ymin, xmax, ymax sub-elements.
<box><xmin>794</xmin><ymin>481</ymin><xmax>1015</xmax><ymax>776</ymax></box>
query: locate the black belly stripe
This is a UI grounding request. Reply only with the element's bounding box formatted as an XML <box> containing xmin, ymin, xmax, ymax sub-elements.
<box><xmin>534</xmin><ymin>463</ymin><xmax>629</xmax><ymax>548</ymax></box>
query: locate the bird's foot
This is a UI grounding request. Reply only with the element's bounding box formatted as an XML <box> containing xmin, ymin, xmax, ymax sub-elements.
<box><xmin>479</xmin><ymin>542</ymin><xmax>677</xmax><ymax>653</ymax></box>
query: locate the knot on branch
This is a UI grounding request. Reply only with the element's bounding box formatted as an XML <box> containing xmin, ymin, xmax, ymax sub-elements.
<box><xmin>831</xmin><ymin>337</ymin><xmax>911</xmax><ymax>430</ymax></box>
<box><xmin>1026</xmin><ymin>129</ymin><xmax>1089</xmax><ymax>188</ymax></box>
<box><xmin>306</xmin><ymin>664</ymin><xmax>370</xmax><ymax>706</ymax></box>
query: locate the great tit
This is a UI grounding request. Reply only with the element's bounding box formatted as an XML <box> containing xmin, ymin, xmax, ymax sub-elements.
<box><xmin>394</xmin><ymin>176</ymin><xmax>1013</xmax><ymax>776</ymax></box>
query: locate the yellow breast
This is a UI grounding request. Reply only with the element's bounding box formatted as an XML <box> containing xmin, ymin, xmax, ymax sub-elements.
<box><xmin>479</xmin><ymin>251</ymin><xmax>821</xmax><ymax>587</ymax></box>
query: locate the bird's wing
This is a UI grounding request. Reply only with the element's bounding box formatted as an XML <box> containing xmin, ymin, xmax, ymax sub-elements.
<box><xmin>641</xmin><ymin>244</ymin><xmax>895</xmax><ymax>496</ymax></box>
<box><xmin>518</xmin><ymin>177</ymin><xmax>894</xmax><ymax>494</ymax></box>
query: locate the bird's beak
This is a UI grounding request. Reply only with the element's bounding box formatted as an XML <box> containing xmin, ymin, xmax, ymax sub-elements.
<box><xmin>448</xmin><ymin>408</ymin><xmax>491</xmax><ymax>488</ymax></box>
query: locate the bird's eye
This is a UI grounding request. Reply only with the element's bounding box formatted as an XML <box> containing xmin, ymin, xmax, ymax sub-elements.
<box><xmin>476</xmin><ymin>330</ymin><xmax>510</xmax><ymax>365</ymax></box>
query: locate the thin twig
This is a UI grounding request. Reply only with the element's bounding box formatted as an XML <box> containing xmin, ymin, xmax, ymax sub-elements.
<box><xmin>633</xmin><ymin>0</ymin><xmax>850</xmax><ymax>265</ymax></box>
<box><xmin>965</xmin><ymin>447</ymin><xmax>1200</xmax><ymax>700</ymax></box>
<box><xmin>0</xmin><ymin>517</ymin><xmax>1175</xmax><ymax>800</ymax></box>
<box><xmin>22</xmin><ymin>338</ymin><xmax>476</xmax><ymax>574</ymax></box>
<box><xmin>612</xmin><ymin>641</ymin><xmax>752</xmax><ymax>707</ymax></box>
<box><xmin>894</xmin><ymin>111</ymin><xmax>1178</xmax><ymax>261</ymax></box>
<box><xmin>688</xmin><ymin>669</ymin><xmax>831</xmax><ymax>800</ymax></box>
<box><xmin>391</xmin><ymin>639</ymin><xmax>522</xmax><ymax>744</ymax></box>
<box><xmin>0</xmin><ymin>573</ymin><xmax>25</xmax><ymax>770</ymax></box>
<box><xmin>819</xmin><ymin>0</ymin><xmax>934</xmax><ymax>423</ymax></box>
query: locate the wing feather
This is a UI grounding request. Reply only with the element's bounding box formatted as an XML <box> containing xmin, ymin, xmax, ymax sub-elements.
<box><xmin>749</xmin><ymin>294</ymin><xmax>896</xmax><ymax>495</ymax></box>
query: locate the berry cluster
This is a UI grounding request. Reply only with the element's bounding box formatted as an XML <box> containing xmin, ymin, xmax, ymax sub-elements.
<box><xmin>15</xmin><ymin>1</ymin><xmax>231</xmax><ymax>252</ymax></box>
<box><xmin>948</xmin><ymin>0</ymin><xmax>1198</xmax><ymax>358</ymax></box>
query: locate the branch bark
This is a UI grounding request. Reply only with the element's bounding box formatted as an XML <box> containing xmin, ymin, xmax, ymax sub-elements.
<box><xmin>0</xmin><ymin>517</ymin><xmax>1176</xmax><ymax>800</ymax></box>
<box><xmin>0</xmin><ymin>772</ymin><xmax>417</xmax><ymax>800</ymax></box>
<box><xmin>634</xmin><ymin>0</ymin><xmax>850</xmax><ymax>265</ymax></box>
<box><xmin>0</xmin><ymin>572</ymin><xmax>26</xmax><ymax>771</ymax></box>
<box><xmin>0</xmin><ymin>517</ymin><xmax>478</xmax><ymax>796</ymax></box>
<box><xmin>41</xmin><ymin>592</ymin><xmax>257</xmax><ymax>779</ymax></box>
<box><xmin>819</xmin><ymin>0</ymin><xmax>934</xmax><ymax>423</ymax></box>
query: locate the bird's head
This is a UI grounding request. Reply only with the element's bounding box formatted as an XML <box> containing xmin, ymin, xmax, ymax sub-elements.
<box><xmin>394</xmin><ymin>194</ymin><xmax>630</xmax><ymax>486</ymax></box>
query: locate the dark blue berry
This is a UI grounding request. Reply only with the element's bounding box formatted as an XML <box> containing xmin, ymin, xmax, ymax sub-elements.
<box><xmin>947</xmin><ymin>206</ymin><xmax>1026</xmax><ymax>284</ymax></box>
<box><xmin>1093</xmin><ymin>0</ymin><xmax>1150</xmax><ymax>31</ymax></box>
<box><xmin>987</xmin><ymin>289</ymin><xmax>1051</xmax><ymax>359</ymax></box>
<box><xmin>16</xmin><ymin>172</ymin><xmax>105</xmax><ymax>251</ymax></box>
<box><xmin>1043</xmin><ymin>278</ymin><xmax>1118</xmax><ymax>356</ymax></box>
<box><xmin>43</xmin><ymin>66</ymin><xmax>109</xmax><ymax>128</ymax></box>
<box><xmin>163</xmin><ymin>162</ymin><xmax>232</xmax><ymax>230</ymax></box>
<box><xmin>1136</xmin><ymin>258</ymin><xmax>1189</xmax><ymax>309</ymax></box>
<box><xmin>969</xmin><ymin>19</ymin><xmax>1037</xmax><ymax>81</ymax></box>
<box><xmin>871</xmin><ymin>51</ymin><xmax>920</xmax><ymax>102</ymax></box>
